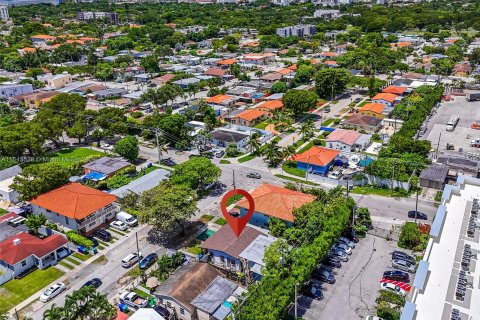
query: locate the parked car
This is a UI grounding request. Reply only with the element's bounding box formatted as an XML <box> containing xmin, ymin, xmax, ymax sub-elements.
<box><xmin>153</xmin><ymin>305</ymin><xmax>171</xmax><ymax>318</ymax></box>
<box><xmin>337</xmin><ymin>236</ymin><xmax>355</xmax><ymax>249</ymax></box>
<box><xmin>116</xmin><ymin>211</ymin><xmax>138</xmax><ymax>227</ymax></box>
<box><xmin>301</xmin><ymin>283</ymin><xmax>324</xmax><ymax>300</ymax></box>
<box><xmin>318</xmin><ymin>264</ymin><xmax>335</xmax><ymax>273</ymax></box>
<box><xmin>365</xmin><ymin>315</ymin><xmax>383</xmax><ymax>320</ymax></box>
<box><xmin>407</xmin><ymin>210</ymin><xmax>428</xmax><ymax>220</ymax></box>
<box><xmin>324</xmin><ymin>108</ymin><xmax>331</xmax><ymax>113</ymax></box>
<box><xmin>392</xmin><ymin>259</ymin><xmax>416</xmax><ymax>273</ymax></box>
<box><xmin>93</xmin><ymin>229</ymin><xmax>112</xmax><ymax>242</ymax></box>
<box><xmin>380</xmin><ymin>282</ymin><xmax>406</xmax><ymax>297</ymax></box>
<box><xmin>215</xmin><ymin>150</ymin><xmax>225</xmax><ymax>158</ymax></box>
<box><xmin>322</xmin><ymin>256</ymin><xmax>341</xmax><ymax>268</ymax></box>
<box><xmin>247</xmin><ymin>172</ymin><xmax>261</xmax><ymax>179</ymax></box>
<box><xmin>86</xmin><ymin>236</ymin><xmax>99</xmax><ymax>248</ymax></box>
<box><xmin>82</xmin><ymin>278</ymin><xmax>102</xmax><ymax>289</ymax></box>
<box><xmin>139</xmin><ymin>253</ymin><xmax>159</xmax><ymax>270</ymax></box>
<box><xmin>40</xmin><ymin>282</ymin><xmax>66</xmax><ymax>302</ymax></box>
<box><xmin>110</xmin><ymin>220</ymin><xmax>129</xmax><ymax>231</ymax></box>
<box><xmin>101</xmin><ymin>144</ymin><xmax>114</xmax><ymax>151</ymax></box>
<box><xmin>333</xmin><ymin>243</ymin><xmax>352</xmax><ymax>255</ymax></box>
<box><xmin>392</xmin><ymin>251</ymin><xmax>415</xmax><ymax>264</ymax></box>
<box><xmin>161</xmin><ymin>158</ymin><xmax>176</xmax><ymax>167</ymax></box>
<box><xmin>312</xmin><ymin>268</ymin><xmax>336</xmax><ymax>284</ymax></box>
<box><xmin>383</xmin><ymin>270</ymin><xmax>410</xmax><ymax>283</ymax></box>
<box><xmin>121</xmin><ymin>252</ymin><xmax>143</xmax><ymax>268</ymax></box>
<box><xmin>119</xmin><ymin>291</ymin><xmax>148</xmax><ymax>310</ymax></box>
<box><xmin>344</xmin><ymin>230</ymin><xmax>359</xmax><ymax>243</ymax></box>
<box><xmin>329</xmin><ymin>249</ymin><xmax>349</xmax><ymax>262</ymax></box>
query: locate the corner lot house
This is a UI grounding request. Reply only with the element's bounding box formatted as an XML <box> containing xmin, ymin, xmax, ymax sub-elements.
<box><xmin>236</xmin><ymin>184</ymin><xmax>316</xmax><ymax>228</ymax></box>
<box><xmin>290</xmin><ymin>146</ymin><xmax>340</xmax><ymax>175</ymax></box>
<box><xmin>30</xmin><ymin>183</ymin><xmax>117</xmax><ymax>234</ymax></box>
<box><xmin>0</xmin><ymin>232</ymin><xmax>69</xmax><ymax>278</ymax></box>
<box><xmin>210</xmin><ymin>129</ymin><xmax>250</xmax><ymax>152</ymax></box>
<box><xmin>200</xmin><ymin>225</ymin><xmax>265</xmax><ymax>272</ymax></box>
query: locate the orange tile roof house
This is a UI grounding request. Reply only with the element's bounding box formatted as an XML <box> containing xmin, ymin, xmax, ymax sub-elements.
<box><xmin>0</xmin><ymin>232</ymin><xmax>70</xmax><ymax>278</ymax></box>
<box><xmin>205</xmin><ymin>94</ymin><xmax>238</xmax><ymax>106</ymax></box>
<box><xmin>217</xmin><ymin>58</ymin><xmax>238</xmax><ymax>68</ymax></box>
<box><xmin>383</xmin><ymin>86</ymin><xmax>408</xmax><ymax>96</ymax></box>
<box><xmin>30</xmin><ymin>183</ymin><xmax>117</xmax><ymax>234</ymax></box>
<box><xmin>229</xmin><ymin>109</ymin><xmax>267</xmax><ymax>127</ymax></box>
<box><xmin>236</xmin><ymin>184</ymin><xmax>316</xmax><ymax>227</ymax></box>
<box><xmin>325</xmin><ymin>129</ymin><xmax>362</xmax><ymax>152</ymax></box>
<box><xmin>290</xmin><ymin>146</ymin><xmax>340</xmax><ymax>176</ymax></box>
<box><xmin>358</xmin><ymin>103</ymin><xmax>386</xmax><ymax>119</ymax></box>
<box><xmin>372</xmin><ymin>92</ymin><xmax>399</xmax><ymax>107</ymax></box>
<box><xmin>254</xmin><ymin>99</ymin><xmax>283</xmax><ymax>116</ymax></box>
<box><xmin>31</xmin><ymin>34</ymin><xmax>57</xmax><ymax>43</ymax></box>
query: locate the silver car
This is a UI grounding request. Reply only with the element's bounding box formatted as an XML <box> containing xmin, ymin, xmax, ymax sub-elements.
<box><xmin>337</xmin><ymin>237</ymin><xmax>355</xmax><ymax>249</ymax></box>
<box><xmin>392</xmin><ymin>258</ymin><xmax>415</xmax><ymax>273</ymax></box>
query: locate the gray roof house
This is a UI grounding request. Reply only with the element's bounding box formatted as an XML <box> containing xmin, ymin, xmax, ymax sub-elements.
<box><xmin>210</xmin><ymin>129</ymin><xmax>250</xmax><ymax>152</ymax></box>
<box><xmin>191</xmin><ymin>276</ymin><xmax>238</xmax><ymax>320</ymax></box>
<box><xmin>82</xmin><ymin>157</ymin><xmax>131</xmax><ymax>177</ymax></box>
<box><xmin>110</xmin><ymin>169</ymin><xmax>170</xmax><ymax>199</ymax></box>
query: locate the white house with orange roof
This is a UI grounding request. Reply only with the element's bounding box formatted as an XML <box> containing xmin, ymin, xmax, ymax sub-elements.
<box><xmin>372</xmin><ymin>92</ymin><xmax>399</xmax><ymax>108</ymax></box>
<box><xmin>358</xmin><ymin>102</ymin><xmax>387</xmax><ymax>119</ymax></box>
<box><xmin>236</xmin><ymin>184</ymin><xmax>316</xmax><ymax>228</ymax></box>
<box><xmin>30</xmin><ymin>183</ymin><xmax>117</xmax><ymax>234</ymax></box>
<box><xmin>241</xmin><ymin>53</ymin><xmax>276</xmax><ymax>65</ymax></box>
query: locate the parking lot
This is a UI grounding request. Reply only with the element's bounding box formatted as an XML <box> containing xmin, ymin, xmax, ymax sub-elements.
<box><xmin>422</xmin><ymin>97</ymin><xmax>480</xmax><ymax>154</ymax></box>
<box><xmin>295</xmin><ymin>235</ymin><xmax>407</xmax><ymax>320</ymax></box>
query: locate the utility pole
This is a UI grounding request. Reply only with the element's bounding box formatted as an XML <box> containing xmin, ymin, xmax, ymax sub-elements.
<box><xmin>415</xmin><ymin>178</ymin><xmax>419</xmax><ymax>224</ymax></box>
<box><xmin>346</xmin><ymin>178</ymin><xmax>349</xmax><ymax>199</ymax></box>
<box><xmin>436</xmin><ymin>131</ymin><xmax>442</xmax><ymax>159</ymax></box>
<box><xmin>135</xmin><ymin>232</ymin><xmax>144</xmax><ymax>282</ymax></box>
<box><xmin>305</xmin><ymin>155</ymin><xmax>311</xmax><ymax>182</ymax></box>
<box><xmin>155</xmin><ymin>128</ymin><xmax>162</xmax><ymax>163</ymax></box>
<box><xmin>391</xmin><ymin>159</ymin><xmax>396</xmax><ymax>193</ymax></box>
<box><xmin>294</xmin><ymin>283</ymin><xmax>299</xmax><ymax>319</ymax></box>
<box><xmin>233</xmin><ymin>169</ymin><xmax>236</xmax><ymax>189</ymax></box>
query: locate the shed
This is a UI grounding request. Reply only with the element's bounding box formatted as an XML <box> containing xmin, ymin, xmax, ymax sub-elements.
<box><xmin>419</xmin><ymin>164</ymin><xmax>448</xmax><ymax>190</ymax></box>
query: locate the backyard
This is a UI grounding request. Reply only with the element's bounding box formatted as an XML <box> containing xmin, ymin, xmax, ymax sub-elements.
<box><xmin>0</xmin><ymin>267</ymin><xmax>64</xmax><ymax>313</ymax></box>
<box><xmin>22</xmin><ymin>148</ymin><xmax>106</xmax><ymax>169</ymax></box>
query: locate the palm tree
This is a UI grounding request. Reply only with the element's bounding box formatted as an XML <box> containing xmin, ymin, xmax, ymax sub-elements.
<box><xmin>43</xmin><ymin>305</ymin><xmax>65</xmax><ymax>320</ymax></box>
<box><xmin>262</xmin><ymin>141</ymin><xmax>282</xmax><ymax>167</ymax></box>
<box><xmin>282</xmin><ymin>145</ymin><xmax>297</xmax><ymax>161</ymax></box>
<box><xmin>247</xmin><ymin>135</ymin><xmax>261</xmax><ymax>154</ymax></box>
<box><xmin>298</xmin><ymin>119</ymin><xmax>314</xmax><ymax>140</ymax></box>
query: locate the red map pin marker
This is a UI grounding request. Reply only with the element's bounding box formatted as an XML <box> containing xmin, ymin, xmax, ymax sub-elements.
<box><xmin>220</xmin><ymin>189</ymin><xmax>255</xmax><ymax>237</ymax></box>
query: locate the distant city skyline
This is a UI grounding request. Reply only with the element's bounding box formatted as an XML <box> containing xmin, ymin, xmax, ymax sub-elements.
<box><xmin>0</xmin><ymin>0</ymin><xmax>60</xmax><ymax>5</ymax></box>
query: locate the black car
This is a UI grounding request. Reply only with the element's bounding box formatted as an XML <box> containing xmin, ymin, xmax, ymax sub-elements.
<box><xmin>312</xmin><ymin>268</ymin><xmax>336</xmax><ymax>284</ymax></box>
<box><xmin>247</xmin><ymin>172</ymin><xmax>261</xmax><ymax>179</ymax></box>
<box><xmin>82</xmin><ymin>278</ymin><xmax>102</xmax><ymax>289</ymax></box>
<box><xmin>318</xmin><ymin>264</ymin><xmax>334</xmax><ymax>273</ymax></box>
<box><xmin>93</xmin><ymin>229</ymin><xmax>112</xmax><ymax>242</ymax></box>
<box><xmin>301</xmin><ymin>283</ymin><xmax>324</xmax><ymax>300</ymax></box>
<box><xmin>392</xmin><ymin>251</ymin><xmax>415</xmax><ymax>264</ymax></box>
<box><xmin>322</xmin><ymin>256</ymin><xmax>341</xmax><ymax>268</ymax></box>
<box><xmin>154</xmin><ymin>305</ymin><xmax>171</xmax><ymax>318</ymax></box>
<box><xmin>407</xmin><ymin>210</ymin><xmax>428</xmax><ymax>220</ymax></box>
<box><xmin>383</xmin><ymin>270</ymin><xmax>410</xmax><ymax>283</ymax></box>
<box><xmin>161</xmin><ymin>158</ymin><xmax>176</xmax><ymax>167</ymax></box>
<box><xmin>215</xmin><ymin>150</ymin><xmax>225</xmax><ymax>158</ymax></box>
<box><xmin>86</xmin><ymin>236</ymin><xmax>99</xmax><ymax>248</ymax></box>
<box><xmin>139</xmin><ymin>253</ymin><xmax>159</xmax><ymax>270</ymax></box>
<box><xmin>344</xmin><ymin>229</ymin><xmax>359</xmax><ymax>243</ymax></box>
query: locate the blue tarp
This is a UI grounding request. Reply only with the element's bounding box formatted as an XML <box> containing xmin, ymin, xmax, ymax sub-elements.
<box><xmin>320</xmin><ymin>126</ymin><xmax>335</xmax><ymax>132</ymax></box>
<box><xmin>83</xmin><ymin>171</ymin><xmax>107</xmax><ymax>181</ymax></box>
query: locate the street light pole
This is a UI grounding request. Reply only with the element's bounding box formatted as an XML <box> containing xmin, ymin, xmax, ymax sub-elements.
<box><xmin>415</xmin><ymin>179</ymin><xmax>419</xmax><ymax>224</ymax></box>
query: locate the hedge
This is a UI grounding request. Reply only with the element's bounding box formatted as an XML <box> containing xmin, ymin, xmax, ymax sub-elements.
<box><xmin>66</xmin><ymin>231</ymin><xmax>94</xmax><ymax>248</ymax></box>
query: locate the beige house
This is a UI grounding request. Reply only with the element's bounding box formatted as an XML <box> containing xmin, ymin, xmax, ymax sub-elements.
<box><xmin>48</xmin><ymin>72</ymin><xmax>72</xmax><ymax>89</ymax></box>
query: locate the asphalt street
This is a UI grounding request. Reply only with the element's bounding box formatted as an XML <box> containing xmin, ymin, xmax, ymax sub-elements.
<box><xmin>25</xmin><ymin>225</ymin><xmax>164</xmax><ymax>320</ymax></box>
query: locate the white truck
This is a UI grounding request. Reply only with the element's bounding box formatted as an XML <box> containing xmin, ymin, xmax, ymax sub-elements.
<box><xmin>119</xmin><ymin>291</ymin><xmax>148</xmax><ymax>310</ymax></box>
<box><xmin>446</xmin><ymin>115</ymin><xmax>459</xmax><ymax>131</ymax></box>
<box><xmin>116</xmin><ymin>211</ymin><xmax>138</xmax><ymax>227</ymax></box>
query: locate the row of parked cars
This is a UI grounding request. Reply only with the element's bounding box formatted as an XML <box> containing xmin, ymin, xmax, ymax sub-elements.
<box><xmin>378</xmin><ymin>251</ymin><xmax>417</xmax><ymax>298</ymax></box>
<box><xmin>301</xmin><ymin>232</ymin><xmax>359</xmax><ymax>300</ymax></box>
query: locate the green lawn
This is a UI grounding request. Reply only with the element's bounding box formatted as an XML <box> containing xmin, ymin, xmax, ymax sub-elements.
<box><xmin>200</xmin><ymin>214</ymin><xmax>214</xmax><ymax>223</ymax></box>
<box><xmin>0</xmin><ymin>267</ymin><xmax>64</xmax><ymax>313</ymax></box>
<box><xmin>351</xmin><ymin>186</ymin><xmax>410</xmax><ymax>197</ymax></box>
<box><xmin>238</xmin><ymin>154</ymin><xmax>256</xmax><ymax>163</ymax></box>
<box><xmin>297</xmin><ymin>141</ymin><xmax>314</xmax><ymax>154</ymax></box>
<box><xmin>22</xmin><ymin>147</ymin><xmax>106</xmax><ymax>169</ymax></box>
<box><xmin>134</xmin><ymin>288</ymin><xmax>155</xmax><ymax>300</ymax></box>
<box><xmin>65</xmin><ymin>257</ymin><xmax>81</xmax><ymax>265</ymax></box>
<box><xmin>58</xmin><ymin>261</ymin><xmax>74</xmax><ymax>270</ymax></box>
<box><xmin>254</xmin><ymin>121</ymin><xmax>269</xmax><ymax>129</ymax></box>
<box><xmin>219</xmin><ymin>160</ymin><xmax>231</xmax><ymax>164</ymax></box>
<box><xmin>272</xmin><ymin>136</ymin><xmax>282</xmax><ymax>143</ymax></box>
<box><xmin>274</xmin><ymin>174</ymin><xmax>319</xmax><ymax>186</ymax></box>
<box><xmin>72</xmin><ymin>252</ymin><xmax>92</xmax><ymax>261</ymax></box>
<box><xmin>226</xmin><ymin>194</ymin><xmax>244</xmax><ymax>206</ymax></box>
<box><xmin>0</xmin><ymin>208</ymin><xmax>8</xmax><ymax>216</ymax></box>
<box><xmin>214</xmin><ymin>217</ymin><xmax>227</xmax><ymax>226</ymax></box>
<box><xmin>282</xmin><ymin>161</ymin><xmax>306</xmax><ymax>178</ymax></box>
<box><xmin>322</xmin><ymin>119</ymin><xmax>334</xmax><ymax>127</ymax></box>
<box><xmin>292</xmin><ymin>138</ymin><xmax>306</xmax><ymax>148</ymax></box>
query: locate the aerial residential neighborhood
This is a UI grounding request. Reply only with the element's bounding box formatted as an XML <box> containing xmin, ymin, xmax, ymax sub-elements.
<box><xmin>0</xmin><ymin>0</ymin><xmax>479</xmax><ymax>320</ymax></box>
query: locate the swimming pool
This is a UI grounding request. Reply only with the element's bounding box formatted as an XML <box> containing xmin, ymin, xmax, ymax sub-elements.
<box><xmin>196</xmin><ymin>229</ymin><xmax>216</xmax><ymax>241</ymax></box>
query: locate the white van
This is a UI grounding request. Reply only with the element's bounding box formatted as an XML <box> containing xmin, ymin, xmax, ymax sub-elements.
<box><xmin>116</xmin><ymin>211</ymin><xmax>138</xmax><ymax>227</ymax></box>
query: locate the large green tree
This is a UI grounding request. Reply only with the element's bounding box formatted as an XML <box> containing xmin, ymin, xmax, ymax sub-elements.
<box><xmin>114</xmin><ymin>136</ymin><xmax>139</xmax><ymax>162</ymax></box>
<box><xmin>282</xmin><ymin>89</ymin><xmax>318</xmax><ymax>118</ymax></box>
<box><xmin>314</xmin><ymin>68</ymin><xmax>351</xmax><ymax>100</ymax></box>
<box><xmin>170</xmin><ymin>157</ymin><xmax>221</xmax><ymax>191</ymax></box>
<box><xmin>138</xmin><ymin>182</ymin><xmax>197</xmax><ymax>235</ymax></box>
